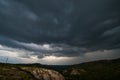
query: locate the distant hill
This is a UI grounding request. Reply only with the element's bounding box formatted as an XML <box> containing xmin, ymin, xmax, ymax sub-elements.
<box><xmin>63</xmin><ymin>58</ymin><xmax>120</xmax><ymax>80</ymax></box>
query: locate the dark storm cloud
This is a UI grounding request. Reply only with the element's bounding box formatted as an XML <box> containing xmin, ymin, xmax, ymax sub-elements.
<box><xmin>0</xmin><ymin>36</ymin><xmax>86</xmax><ymax>58</ymax></box>
<box><xmin>0</xmin><ymin>0</ymin><xmax>120</xmax><ymax>59</ymax></box>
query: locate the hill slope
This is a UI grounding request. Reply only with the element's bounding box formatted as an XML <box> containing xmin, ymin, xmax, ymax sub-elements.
<box><xmin>63</xmin><ymin>58</ymin><xmax>120</xmax><ymax>80</ymax></box>
<box><xmin>0</xmin><ymin>63</ymin><xmax>65</xmax><ymax>80</ymax></box>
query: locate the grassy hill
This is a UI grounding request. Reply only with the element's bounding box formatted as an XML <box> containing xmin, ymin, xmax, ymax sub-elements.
<box><xmin>63</xmin><ymin>58</ymin><xmax>120</xmax><ymax>80</ymax></box>
<box><xmin>0</xmin><ymin>64</ymin><xmax>36</xmax><ymax>80</ymax></box>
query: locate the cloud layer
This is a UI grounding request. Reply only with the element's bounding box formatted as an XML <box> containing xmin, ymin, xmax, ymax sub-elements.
<box><xmin>0</xmin><ymin>0</ymin><xmax>120</xmax><ymax>64</ymax></box>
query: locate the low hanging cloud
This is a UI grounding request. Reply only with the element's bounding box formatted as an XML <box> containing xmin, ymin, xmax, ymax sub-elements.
<box><xmin>0</xmin><ymin>0</ymin><xmax>120</xmax><ymax>64</ymax></box>
<box><xmin>0</xmin><ymin>43</ymin><xmax>120</xmax><ymax>65</ymax></box>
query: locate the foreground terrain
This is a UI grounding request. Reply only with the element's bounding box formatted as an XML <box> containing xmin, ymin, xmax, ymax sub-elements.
<box><xmin>0</xmin><ymin>58</ymin><xmax>120</xmax><ymax>80</ymax></box>
<box><xmin>0</xmin><ymin>63</ymin><xmax>64</xmax><ymax>80</ymax></box>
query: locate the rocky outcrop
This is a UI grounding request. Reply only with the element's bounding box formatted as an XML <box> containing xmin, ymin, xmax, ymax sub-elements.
<box><xmin>22</xmin><ymin>67</ymin><xmax>65</xmax><ymax>80</ymax></box>
<box><xmin>70</xmin><ymin>69</ymin><xmax>86</xmax><ymax>75</ymax></box>
<box><xmin>63</xmin><ymin>68</ymin><xmax>86</xmax><ymax>76</ymax></box>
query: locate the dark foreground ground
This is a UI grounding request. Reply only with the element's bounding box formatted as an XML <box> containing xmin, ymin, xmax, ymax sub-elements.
<box><xmin>0</xmin><ymin>58</ymin><xmax>120</xmax><ymax>80</ymax></box>
<box><xmin>63</xmin><ymin>58</ymin><xmax>120</xmax><ymax>80</ymax></box>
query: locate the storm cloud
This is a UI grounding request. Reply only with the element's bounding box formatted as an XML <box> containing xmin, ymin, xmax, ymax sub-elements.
<box><xmin>0</xmin><ymin>0</ymin><xmax>120</xmax><ymax>64</ymax></box>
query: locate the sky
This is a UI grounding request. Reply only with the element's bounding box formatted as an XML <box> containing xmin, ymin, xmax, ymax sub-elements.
<box><xmin>0</xmin><ymin>0</ymin><xmax>120</xmax><ymax>65</ymax></box>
